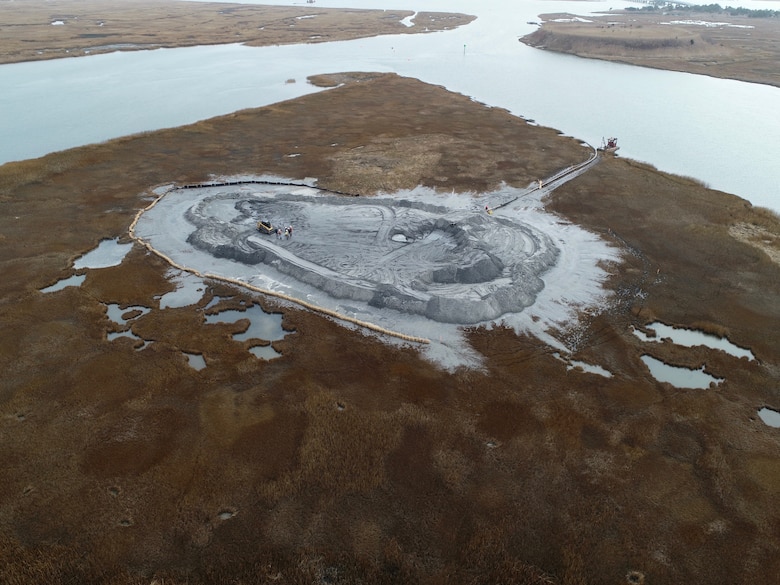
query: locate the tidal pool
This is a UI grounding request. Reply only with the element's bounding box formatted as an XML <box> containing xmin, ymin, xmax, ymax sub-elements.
<box><xmin>184</xmin><ymin>352</ymin><xmax>207</xmax><ymax>370</ymax></box>
<box><xmin>248</xmin><ymin>345</ymin><xmax>282</xmax><ymax>360</ymax></box>
<box><xmin>640</xmin><ymin>355</ymin><xmax>722</xmax><ymax>389</ymax></box>
<box><xmin>40</xmin><ymin>274</ymin><xmax>86</xmax><ymax>293</ymax></box>
<box><xmin>633</xmin><ymin>322</ymin><xmax>755</xmax><ymax>360</ymax></box>
<box><xmin>758</xmin><ymin>407</ymin><xmax>780</xmax><ymax>428</ymax></box>
<box><xmin>73</xmin><ymin>238</ymin><xmax>133</xmax><ymax>270</ymax></box>
<box><xmin>204</xmin><ymin>305</ymin><xmax>286</xmax><ymax>342</ymax></box>
<box><xmin>105</xmin><ymin>303</ymin><xmax>152</xmax><ymax>349</ymax></box>
<box><xmin>158</xmin><ymin>271</ymin><xmax>207</xmax><ymax>309</ymax></box>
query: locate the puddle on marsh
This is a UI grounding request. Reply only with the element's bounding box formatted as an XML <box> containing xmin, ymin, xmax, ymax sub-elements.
<box><xmin>205</xmin><ymin>305</ymin><xmax>286</xmax><ymax>342</ymax></box>
<box><xmin>217</xmin><ymin>509</ymin><xmax>237</xmax><ymax>521</ymax></box>
<box><xmin>633</xmin><ymin>322</ymin><xmax>755</xmax><ymax>360</ymax></box>
<box><xmin>40</xmin><ymin>274</ymin><xmax>86</xmax><ymax>293</ymax></box>
<box><xmin>107</xmin><ymin>330</ymin><xmax>146</xmax><ymax>346</ymax></box>
<box><xmin>758</xmin><ymin>407</ymin><xmax>780</xmax><ymax>428</ymax></box>
<box><xmin>185</xmin><ymin>352</ymin><xmax>207</xmax><ymax>371</ymax></box>
<box><xmin>205</xmin><ymin>304</ymin><xmax>287</xmax><ymax>360</ymax></box>
<box><xmin>640</xmin><ymin>354</ymin><xmax>722</xmax><ymax>389</ymax></box>
<box><xmin>158</xmin><ymin>271</ymin><xmax>207</xmax><ymax>309</ymax></box>
<box><xmin>106</xmin><ymin>303</ymin><xmax>151</xmax><ymax>325</ymax></box>
<box><xmin>249</xmin><ymin>344</ymin><xmax>281</xmax><ymax>360</ymax></box>
<box><xmin>567</xmin><ymin>359</ymin><xmax>612</xmax><ymax>378</ymax></box>
<box><xmin>105</xmin><ymin>303</ymin><xmax>151</xmax><ymax>349</ymax></box>
<box><xmin>39</xmin><ymin>238</ymin><xmax>287</xmax><ymax>363</ymax></box>
<box><xmin>73</xmin><ymin>238</ymin><xmax>133</xmax><ymax>270</ymax></box>
<box><xmin>552</xmin><ymin>352</ymin><xmax>612</xmax><ymax>378</ymax></box>
<box><xmin>41</xmin><ymin>238</ymin><xmax>133</xmax><ymax>293</ymax></box>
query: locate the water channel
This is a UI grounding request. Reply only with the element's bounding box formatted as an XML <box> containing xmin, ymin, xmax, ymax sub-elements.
<box><xmin>2</xmin><ymin>0</ymin><xmax>779</xmax><ymax>211</ymax></box>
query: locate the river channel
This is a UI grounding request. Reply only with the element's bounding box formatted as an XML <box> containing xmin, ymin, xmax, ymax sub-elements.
<box><xmin>2</xmin><ymin>0</ymin><xmax>778</xmax><ymax>211</ymax></box>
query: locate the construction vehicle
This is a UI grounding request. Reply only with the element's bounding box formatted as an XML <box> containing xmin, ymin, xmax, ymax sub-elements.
<box><xmin>599</xmin><ymin>137</ymin><xmax>619</xmax><ymax>154</ymax></box>
<box><xmin>257</xmin><ymin>220</ymin><xmax>274</xmax><ymax>234</ymax></box>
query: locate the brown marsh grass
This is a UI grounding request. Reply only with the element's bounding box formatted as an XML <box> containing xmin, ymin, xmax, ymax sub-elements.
<box><xmin>0</xmin><ymin>0</ymin><xmax>475</xmax><ymax>65</ymax></box>
<box><xmin>1</xmin><ymin>73</ymin><xmax>779</xmax><ymax>584</ymax></box>
<box><xmin>522</xmin><ymin>11</ymin><xmax>780</xmax><ymax>87</ymax></box>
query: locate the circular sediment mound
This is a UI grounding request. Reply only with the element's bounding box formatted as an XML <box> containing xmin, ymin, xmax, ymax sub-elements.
<box><xmin>182</xmin><ymin>183</ymin><xmax>559</xmax><ymax>325</ymax></box>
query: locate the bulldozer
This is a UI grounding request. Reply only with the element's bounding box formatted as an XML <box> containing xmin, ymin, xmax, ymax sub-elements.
<box><xmin>257</xmin><ymin>220</ymin><xmax>274</xmax><ymax>235</ymax></box>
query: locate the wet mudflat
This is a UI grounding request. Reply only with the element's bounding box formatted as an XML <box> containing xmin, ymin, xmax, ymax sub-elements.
<box><xmin>1</xmin><ymin>73</ymin><xmax>779</xmax><ymax>584</ymax></box>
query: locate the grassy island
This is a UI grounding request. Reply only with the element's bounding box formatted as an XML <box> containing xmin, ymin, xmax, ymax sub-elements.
<box><xmin>2</xmin><ymin>2</ymin><xmax>780</xmax><ymax>584</ymax></box>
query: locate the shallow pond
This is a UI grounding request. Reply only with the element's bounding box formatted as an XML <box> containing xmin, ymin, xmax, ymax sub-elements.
<box><xmin>184</xmin><ymin>352</ymin><xmax>207</xmax><ymax>370</ymax></box>
<box><xmin>40</xmin><ymin>239</ymin><xmax>134</xmax><ymax>293</ymax></box>
<box><xmin>553</xmin><ymin>352</ymin><xmax>613</xmax><ymax>378</ymax></box>
<box><xmin>157</xmin><ymin>271</ymin><xmax>207</xmax><ymax>309</ymax></box>
<box><xmin>640</xmin><ymin>354</ymin><xmax>722</xmax><ymax>389</ymax></box>
<box><xmin>758</xmin><ymin>407</ymin><xmax>780</xmax><ymax>428</ymax></box>
<box><xmin>105</xmin><ymin>303</ymin><xmax>152</xmax><ymax>348</ymax></box>
<box><xmin>205</xmin><ymin>305</ymin><xmax>286</xmax><ymax>342</ymax></box>
<box><xmin>248</xmin><ymin>345</ymin><xmax>282</xmax><ymax>360</ymax></box>
<box><xmin>73</xmin><ymin>238</ymin><xmax>133</xmax><ymax>270</ymax></box>
<box><xmin>633</xmin><ymin>322</ymin><xmax>754</xmax><ymax>360</ymax></box>
<box><xmin>40</xmin><ymin>274</ymin><xmax>86</xmax><ymax>293</ymax></box>
<box><xmin>567</xmin><ymin>359</ymin><xmax>613</xmax><ymax>378</ymax></box>
<box><xmin>106</xmin><ymin>303</ymin><xmax>152</xmax><ymax>325</ymax></box>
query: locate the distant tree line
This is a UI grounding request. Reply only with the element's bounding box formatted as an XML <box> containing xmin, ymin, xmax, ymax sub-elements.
<box><xmin>626</xmin><ymin>2</ymin><xmax>779</xmax><ymax>17</ymax></box>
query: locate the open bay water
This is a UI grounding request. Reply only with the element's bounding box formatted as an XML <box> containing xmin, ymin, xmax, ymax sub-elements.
<box><xmin>1</xmin><ymin>0</ymin><xmax>779</xmax><ymax>211</ymax></box>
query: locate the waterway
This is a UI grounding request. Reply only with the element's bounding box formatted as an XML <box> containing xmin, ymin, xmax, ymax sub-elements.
<box><xmin>2</xmin><ymin>0</ymin><xmax>779</xmax><ymax>211</ymax></box>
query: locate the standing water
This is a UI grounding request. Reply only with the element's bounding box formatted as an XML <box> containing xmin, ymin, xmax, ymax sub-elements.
<box><xmin>1</xmin><ymin>0</ymin><xmax>779</xmax><ymax>210</ymax></box>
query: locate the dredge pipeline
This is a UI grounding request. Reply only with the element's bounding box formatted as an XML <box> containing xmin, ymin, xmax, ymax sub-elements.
<box><xmin>177</xmin><ymin>178</ymin><xmax>361</xmax><ymax>197</ymax></box>
<box><xmin>486</xmin><ymin>142</ymin><xmax>599</xmax><ymax>211</ymax></box>
<box><xmin>128</xmin><ymin>184</ymin><xmax>430</xmax><ymax>345</ymax></box>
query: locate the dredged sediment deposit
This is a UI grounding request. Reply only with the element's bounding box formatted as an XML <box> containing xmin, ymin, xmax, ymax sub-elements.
<box><xmin>5</xmin><ymin>66</ymin><xmax>780</xmax><ymax>585</ymax></box>
<box><xmin>175</xmin><ymin>183</ymin><xmax>559</xmax><ymax>324</ymax></box>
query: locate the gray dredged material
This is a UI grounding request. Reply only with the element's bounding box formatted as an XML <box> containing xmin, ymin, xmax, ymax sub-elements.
<box><xmin>185</xmin><ymin>188</ymin><xmax>559</xmax><ymax>324</ymax></box>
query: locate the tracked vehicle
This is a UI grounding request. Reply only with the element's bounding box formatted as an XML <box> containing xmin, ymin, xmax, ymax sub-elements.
<box><xmin>257</xmin><ymin>220</ymin><xmax>274</xmax><ymax>234</ymax></box>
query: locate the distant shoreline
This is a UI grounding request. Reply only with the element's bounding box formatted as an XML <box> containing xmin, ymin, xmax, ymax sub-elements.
<box><xmin>2</xmin><ymin>59</ymin><xmax>780</xmax><ymax>585</ymax></box>
<box><xmin>0</xmin><ymin>0</ymin><xmax>474</xmax><ymax>65</ymax></box>
<box><xmin>521</xmin><ymin>11</ymin><xmax>780</xmax><ymax>88</ymax></box>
